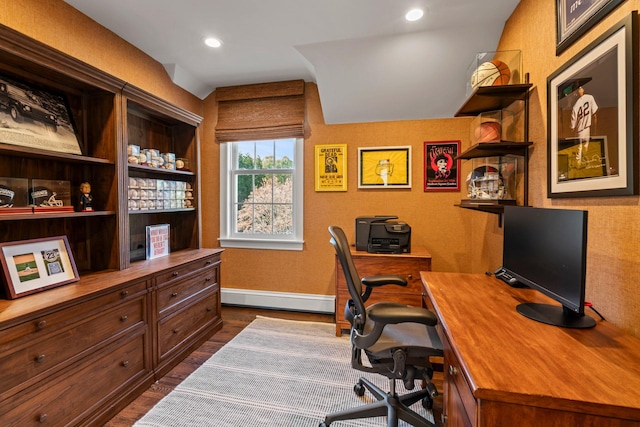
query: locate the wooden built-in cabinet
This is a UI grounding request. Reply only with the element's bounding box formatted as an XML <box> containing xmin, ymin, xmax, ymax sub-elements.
<box><xmin>0</xmin><ymin>24</ymin><xmax>222</xmax><ymax>426</ymax></box>
<box><xmin>334</xmin><ymin>246</ymin><xmax>431</xmax><ymax>336</ymax></box>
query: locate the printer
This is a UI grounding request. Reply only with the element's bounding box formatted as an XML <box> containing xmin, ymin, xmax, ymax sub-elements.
<box><xmin>355</xmin><ymin>216</ymin><xmax>411</xmax><ymax>254</ymax></box>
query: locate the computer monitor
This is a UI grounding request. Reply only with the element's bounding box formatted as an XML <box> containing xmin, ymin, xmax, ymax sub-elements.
<box><xmin>502</xmin><ymin>206</ymin><xmax>595</xmax><ymax>328</ymax></box>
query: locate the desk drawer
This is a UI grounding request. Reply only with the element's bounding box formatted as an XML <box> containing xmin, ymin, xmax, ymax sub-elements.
<box><xmin>0</xmin><ymin>296</ymin><xmax>145</xmax><ymax>396</ymax></box>
<box><xmin>443</xmin><ymin>334</ymin><xmax>476</xmax><ymax>426</ymax></box>
<box><xmin>0</xmin><ymin>331</ymin><xmax>147</xmax><ymax>427</ymax></box>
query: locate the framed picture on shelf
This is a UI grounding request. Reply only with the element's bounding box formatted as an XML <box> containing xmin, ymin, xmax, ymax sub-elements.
<box><xmin>555</xmin><ymin>0</ymin><xmax>625</xmax><ymax>55</ymax></box>
<box><xmin>146</xmin><ymin>223</ymin><xmax>170</xmax><ymax>260</ymax></box>
<box><xmin>358</xmin><ymin>146</ymin><xmax>411</xmax><ymax>189</ymax></box>
<box><xmin>0</xmin><ymin>73</ymin><xmax>82</xmax><ymax>155</ymax></box>
<box><xmin>314</xmin><ymin>144</ymin><xmax>347</xmax><ymax>191</ymax></box>
<box><xmin>0</xmin><ymin>236</ymin><xmax>79</xmax><ymax>299</ymax></box>
<box><xmin>424</xmin><ymin>141</ymin><xmax>461</xmax><ymax>191</ymax></box>
<box><xmin>547</xmin><ymin>12</ymin><xmax>637</xmax><ymax>198</ymax></box>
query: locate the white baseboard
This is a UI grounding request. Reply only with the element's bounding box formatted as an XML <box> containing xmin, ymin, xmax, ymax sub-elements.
<box><xmin>221</xmin><ymin>288</ymin><xmax>335</xmax><ymax>314</ymax></box>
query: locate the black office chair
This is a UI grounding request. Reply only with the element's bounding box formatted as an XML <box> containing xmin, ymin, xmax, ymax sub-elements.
<box><xmin>321</xmin><ymin>226</ymin><xmax>443</xmax><ymax>427</ymax></box>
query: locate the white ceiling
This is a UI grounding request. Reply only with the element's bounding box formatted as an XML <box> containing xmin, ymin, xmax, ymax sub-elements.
<box><xmin>64</xmin><ymin>0</ymin><xmax>520</xmax><ymax>124</ymax></box>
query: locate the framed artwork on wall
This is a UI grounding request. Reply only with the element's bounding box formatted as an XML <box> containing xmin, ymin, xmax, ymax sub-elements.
<box><xmin>556</xmin><ymin>0</ymin><xmax>625</xmax><ymax>55</ymax></box>
<box><xmin>314</xmin><ymin>144</ymin><xmax>347</xmax><ymax>191</ymax></box>
<box><xmin>0</xmin><ymin>236</ymin><xmax>79</xmax><ymax>299</ymax></box>
<box><xmin>547</xmin><ymin>12</ymin><xmax>637</xmax><ymax>198</ymax></box>
<box><xmin>423</xmin><ymin>141</ymin><xmax>461</xmax><ymax>192</ymax></box>
<box><xmin>358</xmin><ymin>146</ymin><xmax>411</xmax><ymax>189</ymax></box>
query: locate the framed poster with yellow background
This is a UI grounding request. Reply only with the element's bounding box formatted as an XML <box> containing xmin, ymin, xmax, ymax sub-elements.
<box><xmin>358</xmin><ymin>146</ymin><xmax>411</xmax><ymax>189</ymax></box>
<box><xmin>315</xmin><ymin>144</ymin><xmax>347</xmax><ymax>191</ymax></box>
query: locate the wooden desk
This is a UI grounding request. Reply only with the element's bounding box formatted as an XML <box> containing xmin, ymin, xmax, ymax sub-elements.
<box><xmin>334</xmin><ymin>246</ymin><xmax>431</xmax><ymax>336</ymax></box>
<box><xmin>420</xmin><ymin>271</ymin><xmax>640</xmax><ymax>427</ymax></box>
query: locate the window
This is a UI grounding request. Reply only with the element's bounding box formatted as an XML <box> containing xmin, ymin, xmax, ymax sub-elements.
<box><xmin>219</xmin><ymin>138</ymin><xmax>304</xmax><ymax>250</ymax></box>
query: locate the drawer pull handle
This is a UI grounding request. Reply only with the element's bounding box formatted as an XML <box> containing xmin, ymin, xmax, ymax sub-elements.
<box><xmin>172</xmin><ymin>271</ymin><xmax>179</xmax><ymax>277</ymax></box>
<box><xmin>121</xmin><ymin>290</ymin><xmax>129</xmax><ymax>298</ymax></box>
<box><xmin>37</xmin><ymin>320</ymin><xmax>47</xmax><ymax>330</ymax></box>
<box><xmin>173</xmin><ymin>329</ymin><xmax>179</xmax><ymax>334</ymax></box>
<box><xmin>407</xmin><ymin>274</ymin><xmax>413</xmax><ymax>279</ymax></box>
<box><xmin>38</xmin><ymin>413</ymin><xmax>48</xmax><ymax>423</ymax></box>
<box><xmin>205</xmin><ymin>260</ymin><xmax>212</xmax><ymax>265</ymax></box>
<box><xmin>120</xmin><ymin>315</ymin><xmax>128</xmax><ymax>322</ymax></box>
<box><xmin>121</xmin><ymin>360</ymin><xmax>129</xmax><ymax>367</ymax></box>
<box><xmin>171</xmin><ymin>292</ymin><xmax>178</xmax><ymax>297</ymax></box>
<box><xmin>35</xmin><ymin>354</ymin><xmax>46</xmax><ymax>363</ymax></box>
<box><xmin>448</xmin><ymin>365</ymin><xmax>458</xmax><ymax>376</ymax></box>
<box><xmin>205</xmin><ymin>277</ymin><xmax>211</xmax><ymax>282</ymax></box>
<box><xmin>206</xmin><ymin>307</ymin><xmax>212</xmax><ymax>312</ymax></box>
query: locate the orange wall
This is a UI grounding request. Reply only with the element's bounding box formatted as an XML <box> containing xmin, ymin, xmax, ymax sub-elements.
<box><xmin>2</xmin><ymin>0</ymin><xmax>639</xmax><ymax>337</ymax></box>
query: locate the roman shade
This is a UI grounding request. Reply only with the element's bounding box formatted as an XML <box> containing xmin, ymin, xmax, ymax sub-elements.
<box><xmin>215</xmin><ymin>80</ymin><xmax>305</xmax><ymax>142</ymax></box>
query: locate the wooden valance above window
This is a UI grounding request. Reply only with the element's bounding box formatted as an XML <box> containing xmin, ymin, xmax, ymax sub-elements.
<box><xmin>215</xmin><ymin>79</ymin><xmax>305</xmax><ymax>142</ymax></box>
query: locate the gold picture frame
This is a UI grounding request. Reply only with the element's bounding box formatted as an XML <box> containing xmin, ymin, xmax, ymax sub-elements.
<box><xmin>314</xmin><ymin>144</ymin><xmax>347</xmax><ymax>191</ymax></box>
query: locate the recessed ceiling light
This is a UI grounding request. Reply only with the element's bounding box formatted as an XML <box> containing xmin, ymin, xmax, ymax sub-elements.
<box><xmin>405</xmin><ymin>8</ymin><xmax>424</xmax><ymax>22</ymax></box>
<box><xmin>204</xmin><ymin>37</ymin><xmax>222</xmax><ymax>48</ymax></box>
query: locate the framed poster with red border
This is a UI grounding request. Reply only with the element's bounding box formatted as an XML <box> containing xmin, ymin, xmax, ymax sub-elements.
<box><xmin>424</xmin><ymin>140</ymin><xmax>461</xmax><ymax>192</ymax></box>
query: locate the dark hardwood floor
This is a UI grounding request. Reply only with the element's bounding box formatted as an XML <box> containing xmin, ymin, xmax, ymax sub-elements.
<box><xmin>104</xmin><ymin>305</ymin><xmax>443</xmax><ymax>426</ymax></box>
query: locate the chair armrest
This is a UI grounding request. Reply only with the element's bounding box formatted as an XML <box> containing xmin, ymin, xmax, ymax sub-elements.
<box><xmin>368</xmin><ymin>303</ymin><xmax>438</xmax><ymax>327</ymax></box>
<box><xmin>361</xmin><ymin>275</ymin><xmax>407</xmax><ymax>288</ymax></box>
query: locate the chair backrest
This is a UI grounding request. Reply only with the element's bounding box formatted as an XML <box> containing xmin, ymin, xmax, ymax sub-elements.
<box><xmin>329</xmin><ymin>226</ymin><xmax>367</xmax><ymax>329</ymax></box>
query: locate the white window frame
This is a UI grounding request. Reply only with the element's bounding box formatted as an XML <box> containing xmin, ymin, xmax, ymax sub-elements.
<box><xmin>219</xmin><ymin>138</ymin><xmax>304</xmax><ymax>250</ymax></box>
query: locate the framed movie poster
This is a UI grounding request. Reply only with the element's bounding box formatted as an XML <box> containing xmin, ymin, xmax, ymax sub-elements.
<box><xmin>547</xmin><ymin>12</ymin><xmax>637</xmax><ymax>197</ymax></box>
<box><xmin>556</xmin><ymin>0</ymin><xmax>625</xmax><ymax>55</ymax></box>
<box><xmin>358</xmin><ymin>146</ymin><xmax>411</xmax><ymax>189</ymax></box>
<box><xmin>424</xmin><ymin>141</ymin><xmax>460</xmax><ymax>191</ymax></box>
<box><xmin>315</xmin><ymin>144</ymin><xmax>347</xmax><ymax>191</ymax></box>
<box><xmin>0</xmin><ymin>236</ymin><xmax>79</xmax><ymax>299</ymax></box>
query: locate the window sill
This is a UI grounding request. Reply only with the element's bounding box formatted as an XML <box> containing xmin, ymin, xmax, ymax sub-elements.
<box><xmin>218</xmin><ymin>237</ymin><xmax>304</xmax><ymax>251</ymax></box>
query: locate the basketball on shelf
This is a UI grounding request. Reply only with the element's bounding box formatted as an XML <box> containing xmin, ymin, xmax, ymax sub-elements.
<box><xmin>471</xmin><ymin>60</ymin><xmax>510</xmax><ymax>89</ymax></box>
<box><xmin>474</xmin><ymin>121</ymin><xmax>502</xmax><ymax>142</ymax></box>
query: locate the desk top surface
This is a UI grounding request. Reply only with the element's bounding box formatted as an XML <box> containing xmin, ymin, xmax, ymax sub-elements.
<box><xmin>421</xmin><ymin>271</ymin><xmax>640</xmax><ymax>419</ymax></box>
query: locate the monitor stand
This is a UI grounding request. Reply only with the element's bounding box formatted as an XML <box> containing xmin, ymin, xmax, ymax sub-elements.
<box><xmin>516</xmin><ymin>303</ymin><xmax>596</xmax><ymax>329</ymax></box>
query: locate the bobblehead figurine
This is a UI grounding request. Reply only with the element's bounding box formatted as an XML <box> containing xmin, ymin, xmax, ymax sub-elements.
<box><xmin>79</xmin><ymin>182</ymin><xmax>93</xmax><ymax>212</ymax></box>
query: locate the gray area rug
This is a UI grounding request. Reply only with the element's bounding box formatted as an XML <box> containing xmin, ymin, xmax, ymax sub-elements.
<box><xmin>134</xmin><ymin>316</ymin><xmax>434</xmax><ymax>426</ymax></box>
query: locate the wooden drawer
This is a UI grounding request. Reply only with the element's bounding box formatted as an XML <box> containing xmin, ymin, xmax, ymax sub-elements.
<box><xmin>0</xmin><ymin>331</ymin><xmax>147</xmax><ymax>427</ymax></box>
<box><xmin>442</xmin><ymin>332</ymin><xmax>476</xmax><ymax>426</ymax></box>
<box><xmin>0</xmin><ymin>296</ymin><xmax>145</xmax><ymax>398</ymax></box>
<box><xmin>157</xmin><ymin>285</ymin><xmax>219</xmax><ymax>360</ymax></box>
<box><xmin>157</xmin><ymin>264</ymin><xmax>218</xmax><ymax>316</ymax></box>
<box><xmin>0</xmin><ymin>280</ymin><xmax>147</xmax><ymax>355</ymax></box>
<box><xmin>155</xmin><ymin>256</ymin><xmax>220</xmax><ymax>287</ymax></box>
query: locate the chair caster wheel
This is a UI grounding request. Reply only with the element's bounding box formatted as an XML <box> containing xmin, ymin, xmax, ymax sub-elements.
<box><xmin>422</xmin><ymin>396</ymin><xmax>433</xmax><ymax>410</ymax></box>
<box><xmin>354</xmin><ymin>381</ymin><xmax>365</xmax><ymax>397</ymax></box>
<box><xmin>319</xmin><ymin>422</ymin><xmax>328</xmax><ymax>427</ymax></box>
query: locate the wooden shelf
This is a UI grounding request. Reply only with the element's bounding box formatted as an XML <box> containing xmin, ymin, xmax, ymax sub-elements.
<box><xmin>457</xmin><ymin>141</ymin><xmax>533</xmax><ymax>160</ymax></box>
<box><xmin>128</xmin><ymin>163</ymin><xmax>196</xmax><ymax>177</ymax></box>
<box><xmin>455</xmin><ymin>84</ymin><xmax>532</xmax><ymax>117</ymax></box>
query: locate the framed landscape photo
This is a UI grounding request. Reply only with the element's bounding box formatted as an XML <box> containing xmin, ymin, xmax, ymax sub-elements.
<box><xmin>315</xmin><ymin>144</ymin><xmax>347</xmax><ymax>191</ymax></box>
<box><xmin>424</xmin><ymin>141</ymin><xmax>460</xmax><ymax>191</ymax></box>
<box><xmin>358</xmin><ymin>146</ymin><xmax>411</xmax><ymax>189</ymax></box>
<box><xmin>556</xmin><ymin>0</ymin><xmax>625</xmax><ymax>55</ymax></box>
<box><xmin>547</xmin><ymin>12</ymin><xmax>637</xmax><ymax>198</ymax></box>
<box><xmin>0</xmin><ymin>236</ymin><xmax>79</xmax><ymax>299</ymax></box>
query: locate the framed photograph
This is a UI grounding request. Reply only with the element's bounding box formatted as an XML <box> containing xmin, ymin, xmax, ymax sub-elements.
<box><xmin>0</xmin><ymin>73</ymin><xmax>82</xmax><ymax>155</ymax></box>
<box><xmin>424</xmin><ymin>141</ymin><xmax>461</xmax><ymax>191</ymax></box>
<box><xmin>0</xmin><ymin>236</ymin><xmax>79</xmax><ymax>299</ymax></box>
<box><xmin>547</xmin><ymin>12</ymin><xmax>637</xmax><ymax>198</ymax></box>
<box><xmin>358</xmin><ymin>146</ymin><xmax>411</xmax><ymax>189</ymax></box>
<box><xmin>146</xmin><ymin>223</ymin><xmax>170</xmax><ymax>260</ymax></box>
<box><xmin>314</xmin><ymin>144</ymin><xmax>347</xmax><ymax>191</ymax></box>
<box><xmin>556</xmin><ymin>0</ymin><xmax>625</xmax><ymax>55</ymax></box>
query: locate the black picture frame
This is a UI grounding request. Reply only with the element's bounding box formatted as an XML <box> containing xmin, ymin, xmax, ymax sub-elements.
<box><xmin>556</xmin><ymin>0</ymin><xmax>625</xmax><ymax>55</ymax></box>
<box><xmin>547</xmin><ymin>12</ymin><xmax>637</xmax><ymax>198</ymax></box>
